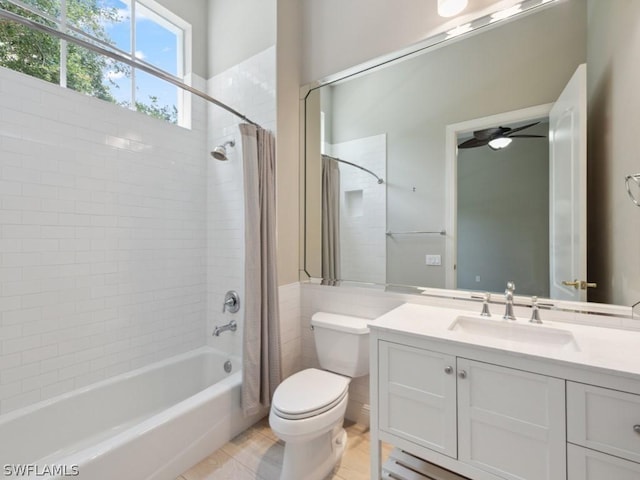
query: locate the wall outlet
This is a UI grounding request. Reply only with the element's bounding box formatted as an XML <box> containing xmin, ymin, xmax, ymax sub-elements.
<box><xmin>476</xmin><ymin>275</ymin><xmax>481</xmax><ymax>282</ymax></box>
<box><xmin>426</xmin><ymin>254</ymin><xmax>441</xmax><ymax>266</ymax></box>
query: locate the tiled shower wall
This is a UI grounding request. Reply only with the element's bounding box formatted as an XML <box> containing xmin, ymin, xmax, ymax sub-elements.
<box><xmin>0</xmin><ymin>68</ymin><xmax>209</xmax><ymax>414</ymax></box>
<box><xmin>331</xmin><ymin>134</ymin><xmax>386</xmax><ymax>284</ymax></box>
<box><xmin>206</xmin><ymin>46</ymin><xmax>276</xmax><ymax>359</ymax></box>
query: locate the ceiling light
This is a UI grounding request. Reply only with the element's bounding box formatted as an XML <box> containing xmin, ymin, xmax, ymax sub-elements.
<box><xmin>438</xmin><ymin>0</ymin><xmax>468</xmax><ymax>18</ymax></box>
<box><xmin>488</xmin><ymin>137</ymin><xmax>513</xmax><ymax>150</ymax></box>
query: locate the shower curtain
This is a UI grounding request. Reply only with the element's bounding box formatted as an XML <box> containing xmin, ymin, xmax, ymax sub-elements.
<box><xmin>240</xmin><ymin>123</ymin><xmax>282</xmax><ymax>417</ymax></box>
<box><xmin>321</xmin><ymin>155</ymin><xmax>341</xmax><ymax>286</ymax></box>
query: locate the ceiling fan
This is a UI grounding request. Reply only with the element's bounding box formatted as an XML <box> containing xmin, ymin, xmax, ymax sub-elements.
<box><xmin>458</xmin><ymin>122</ymin><xmax>546</xmax><ymax>151</ymax></box>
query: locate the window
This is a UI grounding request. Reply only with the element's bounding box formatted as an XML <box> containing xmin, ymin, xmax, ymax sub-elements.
<box><xmin>0</xmin><ymin>0</ymin><xmax>191</xmax><ymax>125</ymax></box>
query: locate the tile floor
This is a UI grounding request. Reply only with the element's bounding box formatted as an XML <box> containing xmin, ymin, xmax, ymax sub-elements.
<box><xmin>177</xmin><ymin>418</ymin><xmax>392</xmax><ymax>480</ymax></box>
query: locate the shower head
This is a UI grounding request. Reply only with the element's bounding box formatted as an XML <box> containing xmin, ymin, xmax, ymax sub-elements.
<box><xmin>211</xmin><ymin>140</ymin><xmax>235</xmax><ymax>161</ymax></box>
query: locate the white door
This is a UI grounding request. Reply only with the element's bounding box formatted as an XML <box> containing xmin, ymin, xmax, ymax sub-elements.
<box><xmin>549</xmin><ymin>64</ymin><xmax>588</xmax><ymax>301</ymax></box>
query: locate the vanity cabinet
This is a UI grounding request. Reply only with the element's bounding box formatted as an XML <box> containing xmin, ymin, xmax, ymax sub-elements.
<box><xmin>377</xmin><ymin>340</ymin><xmax>566</xmax><ymax>480</ymax></box>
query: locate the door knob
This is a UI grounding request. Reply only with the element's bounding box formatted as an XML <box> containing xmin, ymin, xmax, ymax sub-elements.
<box><xmin>458</xmin><ymin>370</ymin><xmax>467</xmax><ymax>379</ymax></box>
<box><xmin>444</xmin><ymin>366</ymin><xmax>454</xmax><ymax>375</ymax></box>
<box><xmin>634</xmin><ymin>425</ymin><xmax>640</xmax><ymax>434</ymax></box>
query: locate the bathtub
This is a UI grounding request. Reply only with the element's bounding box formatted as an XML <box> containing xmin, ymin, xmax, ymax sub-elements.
<box><xmin>0</xmin><ymin>347</ymin><xmax>263</xmax><ymax>480</ymax></box>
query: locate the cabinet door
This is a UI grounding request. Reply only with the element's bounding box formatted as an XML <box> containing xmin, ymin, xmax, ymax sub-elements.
<box><xmin>457</xmin><ymin>359</ymin><xmax>566</xmax><ymax>480</ymax></box>
<box><xmin>568</xmin><ymin>444</ymin><xmax>640</xmax><ymax>480</ymax></box>
<box><xmin>378</xmin><ymin>341</ymin><xmax>457</xmax><ymax>458</ymax></box>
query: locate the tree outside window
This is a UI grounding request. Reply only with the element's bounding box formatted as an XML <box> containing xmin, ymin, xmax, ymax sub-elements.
<box><xmin>0</xmin><ymin>0</ymin><xmax>189</xmax><ymax>125</ymax></box>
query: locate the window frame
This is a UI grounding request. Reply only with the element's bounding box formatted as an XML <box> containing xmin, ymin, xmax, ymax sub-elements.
<box><xmin>2</xmin><ymin>0</ymin><xmax>192</xmax><ymax>126</ymax></box>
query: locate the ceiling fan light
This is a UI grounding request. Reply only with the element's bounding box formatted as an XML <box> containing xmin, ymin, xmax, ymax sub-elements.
<box><xmin>488</xmin><ymin>136</ymin><xmax>513</xmax><ymax>150</ymax></box>
<box><xmin>438</xmin><ymin>0</ymin><xmax>468</xmax><ymax>17</ymax></box>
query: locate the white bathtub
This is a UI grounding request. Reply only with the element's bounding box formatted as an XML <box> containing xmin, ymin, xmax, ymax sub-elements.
<box><xmin>0</xmin><ymin>347</ymin><xmax>263</xmax><ymax>480</ymax></box>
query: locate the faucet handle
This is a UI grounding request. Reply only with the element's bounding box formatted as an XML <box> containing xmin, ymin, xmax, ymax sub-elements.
<box><xmin>222</xmin><ymin>290</ymin><xmax>240</xmax><ymax>314</ymax></box>
<box><xmin>471</xmin><ymin>292</ymin><xmax>492</xmax><ymax>317</ymax></box>
<box><xmin>506</xmin><ymin>281</ymin><xmax>515</xmax><ymax>294</ymax></box>
<box><xmin>530</xmin><ymin>296</ymin><xmax>542</xmax><ymax>324</ymax></box>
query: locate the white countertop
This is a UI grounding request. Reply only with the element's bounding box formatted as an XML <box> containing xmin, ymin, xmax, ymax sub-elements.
<box><xmin>369</xmin><ymin>303</ymin><xmax>640</xmax><ymax>381</ymax></box>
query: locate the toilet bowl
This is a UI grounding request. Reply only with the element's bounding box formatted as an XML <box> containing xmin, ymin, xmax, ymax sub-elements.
<box><xmin>269</xmin><ymin>313</ymin><xmax>369</xmax><ymax>480</ymax></box>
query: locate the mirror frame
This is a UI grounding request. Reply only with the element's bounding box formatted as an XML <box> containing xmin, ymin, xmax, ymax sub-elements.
<box><xmin>298</xmin><ymin>0</ymin><xmax>633</xmax><ymax>319</ymax></box>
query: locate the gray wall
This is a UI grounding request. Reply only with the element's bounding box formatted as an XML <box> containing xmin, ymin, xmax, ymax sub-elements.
<box><xmin>300</xmin><ymin>0</ymin><xmax>507</xmax><ymax>84</ymax></box>
<box><xmin>207</xmin><ymin>0</ymin><xmax>276</xmax><ymax>78</ymax></box>
<box><xmin>157</xmin><ymin>0</ymin><xmax>208</xmax><ymax>78</ymax></box>
<box><xmin>327</xmin><ymin>0</ymin><xmax>586</xmax><ymax>289</ymax></box>
<box><xmin>587</xmin><ymin>0</ymin><xmax>640</xmax><ymax>305</ymax></box>
<box><xmin>457</xmin><ymin>123</ymin><xmax>550</xmax><ymax>296</ymax></box>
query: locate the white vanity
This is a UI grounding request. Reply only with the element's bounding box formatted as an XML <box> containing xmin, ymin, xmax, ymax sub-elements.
<box><xmin>369</xmin><ymin>303</ymin><xmax>640</xmax><ymax>480</ymax></box>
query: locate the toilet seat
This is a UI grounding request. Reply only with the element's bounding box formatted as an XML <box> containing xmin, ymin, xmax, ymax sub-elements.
<box><xmin>272</xmin><ymin>368</ymin><xmax>349</xmax><ymax>420</ymax></box>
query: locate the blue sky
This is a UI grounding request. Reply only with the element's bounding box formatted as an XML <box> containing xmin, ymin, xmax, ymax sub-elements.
<box><xmin>100</xmin><ymin>0</ymin><xmax>178</xmax><ymax>110</ymax></box>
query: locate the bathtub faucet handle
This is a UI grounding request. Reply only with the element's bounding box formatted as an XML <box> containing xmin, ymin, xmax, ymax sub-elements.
<box><xmin>222</xmin><ymin>290</ymin><xmax>240</xmax><ymax>314</ymax></box>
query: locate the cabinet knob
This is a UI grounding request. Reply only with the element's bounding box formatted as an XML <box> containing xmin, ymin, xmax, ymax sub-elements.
<box><xmin>444</xmin><ymin>366</ymin><xmax>453</xmax><ymax>375</ymax></box>
<box><xmin>458</xmin><ymin>370</ymin><xmax>467</xmax><ymax>379</ymax></box>
<box><xmin>634</xmin><ymin>425</ymin><xmax>640</xmax><ymax>434</ymax></box>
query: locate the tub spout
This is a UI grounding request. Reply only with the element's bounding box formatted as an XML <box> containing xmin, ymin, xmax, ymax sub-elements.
<box><xmin>213</xmin><ymin>319</ymin><xmax>237</xmax><ymax>336</ymax></box>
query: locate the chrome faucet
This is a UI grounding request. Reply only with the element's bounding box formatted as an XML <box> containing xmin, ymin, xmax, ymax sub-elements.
<box><xmin>503</xmin><ymin>281</ymin><xmax>516</xmax><ymax>320</ymax></box>
<box><xmin>213</xmin><ymin>319</ymin><xmax>237</xmax><ymax>336</ymax></box>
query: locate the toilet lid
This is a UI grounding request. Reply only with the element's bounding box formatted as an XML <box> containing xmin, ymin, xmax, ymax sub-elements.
<box><xmin>272</xmin><ymin>369</ymin><xmax>349</xmax><ymax>420</ymax></box>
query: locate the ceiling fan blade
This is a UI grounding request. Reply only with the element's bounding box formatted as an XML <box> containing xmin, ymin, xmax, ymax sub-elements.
<box><xmin>505</xmin><ymin>121</ymin><xmax>540</xmax><ymax>135</ymax></box>
<box><xmin>509</xmin><ymin>134</ymin><xmax>547</xmax><ymax>138</ymax></box>
<box><xmin>473</xmin><ymin>126</ymin><xmax>508</xmax><ymax>140</ymax></box>
<box><xmin>458</xmin><ymin>137</ymin><xmax>489</xmax><ymax>149</ymax></box>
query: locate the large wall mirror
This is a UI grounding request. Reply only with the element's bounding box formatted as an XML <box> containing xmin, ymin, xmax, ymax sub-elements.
<box><xmin>302</xmin><ymin>0</ymin><xmax>640</xmax><ymax>308</ymax></box>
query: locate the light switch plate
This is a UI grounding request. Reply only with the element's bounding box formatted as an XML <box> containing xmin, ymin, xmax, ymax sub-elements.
<box><xmin>426</xmin><ymin>254</ymin><xmax>441</xmax><ymax>266</ymax></box>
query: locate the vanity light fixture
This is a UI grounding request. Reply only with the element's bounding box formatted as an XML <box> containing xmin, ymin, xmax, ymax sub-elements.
<box><xmin>488</xmin><ymin>136</ymin><xmax>513</xmax><ymax>150</ymax></box>
<box><xmin>446</xmin><ymin>23</ymin><xmax>473</xmax><ymax>38</ymax></box>
<box><xmin>438</xmin><ymin>0</ymin><xmax>468</xmax><ymax>18</ymax></box>
<box><xmin>490</xmin><ymin>4</ymin><xmax>523</xmax><ymax>23</ymax></box>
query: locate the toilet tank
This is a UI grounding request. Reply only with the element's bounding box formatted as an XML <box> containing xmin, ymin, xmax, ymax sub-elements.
<box><xmin>311</xmin><ymin>312</ymin><xmax>369</xmax><ymax>378</ymax></box>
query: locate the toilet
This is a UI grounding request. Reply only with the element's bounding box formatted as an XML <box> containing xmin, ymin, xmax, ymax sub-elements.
<box><xmin>269</xmin><ymin>312</ymin><xmax>369</xmax><ymax>480</ymax></box>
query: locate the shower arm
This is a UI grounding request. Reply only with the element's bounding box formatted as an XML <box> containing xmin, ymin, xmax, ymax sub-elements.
<box><xmin>0</xmin><ymin>6</ymin><xmax>263</xmax><ymax>129</ymax></box>
<box><xmin>323</xmin><ymin>155</ymin><xmax>384</xmax><ymax>184</ymax></box>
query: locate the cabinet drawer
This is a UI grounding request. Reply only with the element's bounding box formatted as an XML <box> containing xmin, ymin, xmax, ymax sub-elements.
<box><xmin>568</xmin><ymin>444</ymin><xmax>640</xmax><ymax>480</ymax></box>
<box><xmin>567</xmin><ymin>382</ymin><xmax>640</xmax><ymax>463</ymax></box>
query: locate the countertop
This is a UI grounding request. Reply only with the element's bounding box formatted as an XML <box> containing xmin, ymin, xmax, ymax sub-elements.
<box><xmin>369</xmin><ymin>303</ymin><xmax>640</xmax><ymax>382</ymax></box>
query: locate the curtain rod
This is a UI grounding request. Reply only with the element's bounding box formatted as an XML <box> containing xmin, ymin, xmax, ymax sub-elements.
<box><xmin>323</xmin><ymin>154</ymin><xmax>384</xmax><ymax>184</ymax></box>
<box><xmin>0</xmin><ymin>7</ymin><xmax>263</xmax><ymax>129</ymax></box>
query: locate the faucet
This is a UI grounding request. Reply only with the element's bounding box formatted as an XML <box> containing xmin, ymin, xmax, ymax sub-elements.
<box><xmin>213</xmin><ymin>319</ymin><xmax>237</xmax><ymax>336</ymax></box>
<box><xmin>503</xmin><ymin>281</ymin><xmax>516</xmax><ymax>320</ymax></box>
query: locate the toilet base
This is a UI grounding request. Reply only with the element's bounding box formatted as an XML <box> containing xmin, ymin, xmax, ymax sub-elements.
<box><xmin>280</xmin><ymin>425</ymin><xmax>347</xmax><ymax>480</ymax></box>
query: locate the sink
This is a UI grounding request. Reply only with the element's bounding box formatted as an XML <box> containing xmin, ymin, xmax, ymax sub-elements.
<box><xmin>448</xmin><ymin>315</ymin><xmax>580</xmax><ymax>352</ymax></box>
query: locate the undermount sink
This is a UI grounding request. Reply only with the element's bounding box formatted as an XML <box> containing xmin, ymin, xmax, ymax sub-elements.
<box><xmin>448</xmin><ymin>315</ymin><xmax>580</xmax><ymax>352</ymax></box>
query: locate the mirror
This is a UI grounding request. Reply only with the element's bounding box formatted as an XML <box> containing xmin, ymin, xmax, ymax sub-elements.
<box><xmin>303</xmin><ymin>0</ymin><xmax>640</xmax><ymax>306</ymax></box>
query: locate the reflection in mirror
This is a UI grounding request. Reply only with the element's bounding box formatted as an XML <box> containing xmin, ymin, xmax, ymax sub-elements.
<box><xmin>303</xmin><ymin>0</ymin><xmax>615</xmax><ymax>301</ymax></box>
<box><xmin>456</xmin><ymin>119</ymin><xmax>550</xmax><ymax>297</ymax></box>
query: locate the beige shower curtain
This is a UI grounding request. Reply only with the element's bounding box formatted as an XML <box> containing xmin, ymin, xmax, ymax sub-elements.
<box><xmin>240</xmin><ymin>123</ymin><xmax>282</xmax><ymax>417</ymax></box>
<box><xmin>321</xmin><ymin>155</ymin><xmax>340</xmax><ymax>286</ymax></box>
